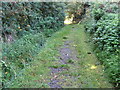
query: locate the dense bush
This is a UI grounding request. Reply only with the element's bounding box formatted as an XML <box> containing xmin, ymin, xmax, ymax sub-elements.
<box><xmin>85</xmin><ymin>2</ymin><xmax>120</xmax><ymax>87</ymax></box>
<box><xmin>94</xmin><ymin>14</ymin><xmax>119</xmax><ymax>52</ymax></box>
<box><xmin>91</xmin><ymin>8</ymin><xmax>105</xmax><ymax>21</ymax></box>
<box><xmin>103</xmin><ymin>2</ymin><xmax>119</xmax><ymax>13</ymax></box>
<box><xmin>2</xmin><ymin>33</ymin><xmax>45</xmax><ymax>87</ymax></box>
<box><xmin>2</xmin><ymin>2</ymin><xmax>65</xmax><ymax>41</ymax></box>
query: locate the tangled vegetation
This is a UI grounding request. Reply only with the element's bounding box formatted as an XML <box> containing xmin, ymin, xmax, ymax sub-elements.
<box><xmin>2</xmin><ymin>2</ymin><xmax>65</xmax><ymax>41</ymax></box>
<box><xmin>85</xmin><ymin>2</ymin><xmax>120</xmax><ymax>87</ymax></box>
<box><xmin>2</xmin><ymin>33</ymin><xmax>45</xmax><ymax>86</ymax></box>
<box><xmin>1</xmin><ymin>1</ymin><xmax>120</xmax><ymax>88</ymax></box>
<box><xmin>1</xmin><ymin>2</ymin><xmax>65</xmax><ymax>87</ymax></box>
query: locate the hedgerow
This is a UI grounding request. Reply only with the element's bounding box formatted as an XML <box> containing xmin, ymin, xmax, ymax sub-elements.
<box><xmin>1</xmin><ymin>2</ymin><xmax>65</xmax><ymax>87</ymax></box>
<box><xmin>85</xmin><ymin>2</ymin><xmax>120</xmax><ymax>87</ymax></box>
<box><xmin>2</xmin><ymin>2</ymin><xmax>65</xmax><ymax>40</ymax></box>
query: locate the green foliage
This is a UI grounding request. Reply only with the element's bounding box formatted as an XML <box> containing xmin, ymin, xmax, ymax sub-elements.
<box><xmin>2</xmin><ymin>2</ymin><xmax>65</xmax><ymax>39</ymax></box>
<box><xmin>91</xmin><ymin>8</ymin><xmax>105</xmax><ymax>21</ymax></box>
<box><xmin>93</xmin><ymin>14</ymin><xmax>119</xmax><ymax>53</ymax></box>
<box><xmin>103</xmin><ymin>2</ymin><xmax>119</xmax><ymax>13</ymax></box>
<box><xmin>2</xmin><ymin>33</ymin><xmax>45</xmax><ymax>87</ymax></box>
<box><xmin>2</xmin><ymin>2</ymin><xmax>65</xmax><ymax>87</ymax></box>
<box><xmin>3</xmin><ymin>24</ymin><xmax>71</xmax><ymax>88</ymax></box>
<box><xmin>84</xmin><ymin>19</ymin><xmax>97</xmax><ymax>34</ymax></box>
<box><xmin>85</xmin><ymin>2</ymin><xmax>120</xmax><ymax>87</ymax></box>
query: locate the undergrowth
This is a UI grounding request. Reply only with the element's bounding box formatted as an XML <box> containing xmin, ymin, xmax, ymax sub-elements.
<box><xmin>84</xmin><ymin>2</ymin><xmax>120</xmax><ymax>87</ymax></box>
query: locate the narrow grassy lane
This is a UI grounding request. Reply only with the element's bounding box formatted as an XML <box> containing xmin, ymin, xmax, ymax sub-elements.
<box><xmin>9</xmin><ymin>24</ymin><xmax>113</xmax><ymax>88</ymax></box>
<box><xmin>65</xmin><ymin>24</ymin><xmax>112</xmax><ymax>88</ymax></box>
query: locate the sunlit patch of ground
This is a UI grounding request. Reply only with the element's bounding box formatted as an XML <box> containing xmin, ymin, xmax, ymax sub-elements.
<box><xmin>64</xmin><ymin>16</ymin><xmax>73</xmax><ymax>25</ymax></box>
<box><xmin>64</xmin><ymin>19</ymin><xmax>72</xmax><ymax>25</ymax></box>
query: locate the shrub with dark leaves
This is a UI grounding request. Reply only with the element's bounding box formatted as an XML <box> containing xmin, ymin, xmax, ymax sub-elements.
<box><xmin>85</xmin><ymin>2</ymin><xmax>120</xmax><ymax>87</ymax></box>
<box><xmin>2</xmin><ymin>2</ymin><xmax>65</xmax><ymax>40</ymax></box>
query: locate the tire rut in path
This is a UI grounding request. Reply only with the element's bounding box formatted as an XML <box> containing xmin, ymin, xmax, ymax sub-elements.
<box><xmin>48</xmin><ymin>40</ymin><xmax>80</xmax><ymax>88</ymax></box>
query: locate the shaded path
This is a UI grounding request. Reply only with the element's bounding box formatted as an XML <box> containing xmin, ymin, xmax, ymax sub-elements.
<box><xmin>48</xmin><ymin>40</ymin><xmax>80</xmax><ymax>88</ymax></box>
<box><xmin>8</xmin><ymin>24</ymin><xmax>113</xmax><ymax>88</ymax></box>
<box><xmin>48</xmin><ymin>24</ymin><xmax>112</xmax><ymax>88</ymax></box>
